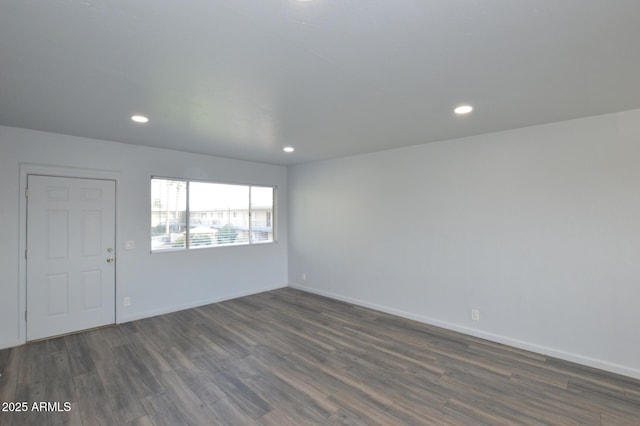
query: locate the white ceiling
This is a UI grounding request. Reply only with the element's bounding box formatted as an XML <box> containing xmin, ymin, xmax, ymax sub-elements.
<box><xmin>1</xmin><ymin>0</ymin><xmax>639</xmax><ymax>165</ymax></box>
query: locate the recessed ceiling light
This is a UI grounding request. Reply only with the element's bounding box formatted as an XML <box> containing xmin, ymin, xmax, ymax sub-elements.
<box><xmin>296</xmin><ymin>0</ymin><xmax>313</xmax><ymax>2</ymax></box>
<box><xmin>131</xmin><ymin>115</ymin><xmax>149</xmax><ymax>123</ymax></box>
<box><xmin>454</xmin><ymin>105</ymin><xmax>473</xmax><ymax>115</ymax></box>
<box><xmin>283</xmin><ymin>146</ymin><xmax>295</xmax><ymax>153</ymax></box>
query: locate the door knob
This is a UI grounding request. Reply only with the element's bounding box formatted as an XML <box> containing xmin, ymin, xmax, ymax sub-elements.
<box><xmin>106</xmin><ymin>257</ymin><xmax>115</xmax><ymax>263</ymax></box>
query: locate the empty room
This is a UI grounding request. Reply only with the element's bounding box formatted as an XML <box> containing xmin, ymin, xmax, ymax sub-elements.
<box><xmin>1</xmin><ymin>0</ymin><xmax>639</xmax><ymax>424</ymax></box>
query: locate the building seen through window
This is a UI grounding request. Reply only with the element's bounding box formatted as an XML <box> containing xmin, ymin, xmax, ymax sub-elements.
<box><xmin>151</xmin><ymin>178</ymin><xmax>274</xmax><ymax>251</ymax></box>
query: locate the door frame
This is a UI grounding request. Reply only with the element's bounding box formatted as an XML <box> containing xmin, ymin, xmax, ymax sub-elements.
<box><xmin>18</xmin><ymin>163</ymin><xmax>119</xmax><ymax>344</ymax></box>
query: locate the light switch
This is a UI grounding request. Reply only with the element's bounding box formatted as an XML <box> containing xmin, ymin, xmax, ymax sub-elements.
<box><xmin>125</xmin><ymin>240</ymin><xmax>136</xmax><ymax>250</ymax></box>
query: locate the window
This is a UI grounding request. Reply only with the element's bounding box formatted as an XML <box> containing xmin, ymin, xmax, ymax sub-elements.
<box><xmin>151</xmin><ymin>178</ymin><xmax>274</xmax><ymax>251</ymax></box>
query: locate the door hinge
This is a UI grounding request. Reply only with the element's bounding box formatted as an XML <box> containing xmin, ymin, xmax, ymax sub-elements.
<box><xmin>25</xmin><ymin>249</ymin><xmax>27</xmax><ymax>259</ymax></box>
<box><xmin>25</xmin><ymin>311</ymin><xmax>27</xmax><ymax>321</ymax></box>
<box><xmin>25</xmin><ymin>187</ymin><xmax>29</xmax><ymax>198</ymax></box>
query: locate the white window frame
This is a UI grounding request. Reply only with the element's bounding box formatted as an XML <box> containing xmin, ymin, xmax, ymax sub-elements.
<box><xmin>151</xmin><ymin>177</ymin><xmax>276</xmax><ymax>252</ymax></box>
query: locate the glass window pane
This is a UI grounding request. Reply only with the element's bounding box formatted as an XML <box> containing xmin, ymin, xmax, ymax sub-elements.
<box><xmin>190</xmin><ymin>182</ymin><xmax>250</xmax><ymax>247</ymax></box>
<box><xmin>251</xmin><ymin>186</ymin><xmax>274</xmax><ymax>243</ymax></box>
<box><xmin>151</xmin><ymin>179</ymin><xmax>187</xmax><ymax>250</ymax></box>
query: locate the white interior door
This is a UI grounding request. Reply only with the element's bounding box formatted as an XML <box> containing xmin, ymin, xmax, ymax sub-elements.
<box><xmin>27</xmin><ymin>175</ymin><xmax>116</xmax><ymax>341</ymax></box>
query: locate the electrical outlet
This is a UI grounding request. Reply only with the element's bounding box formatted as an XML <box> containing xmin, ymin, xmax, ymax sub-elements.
<box><xmin>125</xmin><ymin>240</ymin><xmax>136</xmax><ymax>250</ymax></box>
<box><xmin>471</xmin><ymin>309</ymin><xmax>480</xmax><ymax>321</ymax></box>
<box><xmin>124</xmin><ymin>296</ymin><xmax>131</xmax><ymax>307</ymax></box>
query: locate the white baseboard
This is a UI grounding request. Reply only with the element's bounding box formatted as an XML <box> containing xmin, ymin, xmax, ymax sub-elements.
<box><xmin>117</xmin><ymin>283</ymin><xmax>288</xmax><ymax>324</ymax></box>
<box><xmin>289</xmin><ymin>283</ymin><xmax>640</xmax><ymax>380</ymax></box>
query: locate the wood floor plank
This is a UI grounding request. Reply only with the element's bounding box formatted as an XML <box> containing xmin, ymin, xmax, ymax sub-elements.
<box><xmin>170</xmin><ymin>360</ymin><xmax>228</xmax><ymax>406</ymax></box>
<box><xmin>17</xmin><ymin>342</ymin><xmax>46</xmax><ymax>386</ymax></box>
<box><xmin>125</xmin><ymin>415</ymin><xmax>155</xmax><ymax>426</ymax></box>
<box><xmin>328</xmin><ymin>390</ymin><xmax>405</xmax><ymax>426</ymax></box>
<box><xmin>249</xmin><ymin>374</ymin><xmax>332</xmax><ymax>422</ymax></box>
<box><xmin>94</xmin><ymin>358</ymin><xmax>148</xmax><ymax>423</ymax></box>
<box><xmin>0</xmin><ymin>346</ymin><xmax>22</xmax><ymax>406</ymax></box>
<box><xmin>442</xmin><ymin>397</ymin><xmax>520</xmax><ymax>426</ymax></box>
<box><xmin>326</xmin><ymin>408</ymin><xmax>370</xmax><ymax>426</ymax></box>
<box><xmin>139</xmin><ymin>391</ymin><xmax>191</xmax><ymax>426</ymax></box>
<box><xmin>625</xmin><ymin>386</ymin><xmax>640</xmax><ymax>404</ymax></box>
<box><xmin>73</xmin><ymin>372</ymin><xmax>123</xmax><ymax>425</ymax></box>
<box><xmin>44</xmin><ymin>349</ymin><xmax>81</xmax><ymax>426</ymax></box>
<box><xmin>601</xmin><ymin>410</ymin><xmax>640</xmax><ymax>426</ymax></box>
<box><xmin>346</xmin><ymin>359</ymin><xmax>449</xmax><ymax>410</ymax></box>
<box><xmin>48</xmin><ymin>401</ymin><xmax>83</xmax><ymax>426</ymax></box>
<box><xmin>259</xmin><ymin>408</ymin><xmax>314</xmax><ymax>426</ymax></box>
<box><xmin>44</xmin><ymin>337</ymin><xmax>67</xmax><ymax>354</ymax></box>
<box><xmin>44</xmin><ymin>350</ymin><xmax>74</xmax><ymax>401</ymax></box>
<box><xmin>111</xmin><ymin>344</ymin><xmax>164</xmax><ymax>398</ymax></box>
<box><xmin>207</xmin><ymin>397</ymin><xmax>259</xmax><ymax>425</ymax></box>
<box><xmin>244</xmin><ymin>355</ymin><xmax>339</xmax><ymax>418</ymax></box>
<box><xmin>155</xmin><ymin>369</ymin><xmax>220</xmax><ymax>425</ymax></box>
<box><xmin>63</xmin><ymin>334</ymin><xmax>96</xmax><ymax>377</ymax></box>
<box><xmin>12</xmin><ymin>385</ymin><xmax>46</xmax><ymax>426</ymax></box>
<box><xmin>384</xmin><ymin>400</ymin><xmax>459</xmax><ymax>426</ymax></box>
<box><xmin>195</xmin><ymin>356</ymin><xmax>273</xmax><ymax>420</ymax></box>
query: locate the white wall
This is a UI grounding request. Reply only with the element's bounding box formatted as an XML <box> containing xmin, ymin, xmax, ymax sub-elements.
<box><xmin>288</xmin><ymin>109</ymin><xmax>640</xmax><ymax>379</ymax></box>
<box><xmin>0</xmin><ymin>125</ymin><xmax>288</xmax><ymax>349</ymax></box>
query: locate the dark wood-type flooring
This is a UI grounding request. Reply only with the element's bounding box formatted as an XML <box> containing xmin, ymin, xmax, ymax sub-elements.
<box><xmin>1</xmin><ymin>288</ymin><xmax>639</xmax><ymax>425</ymax></box>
